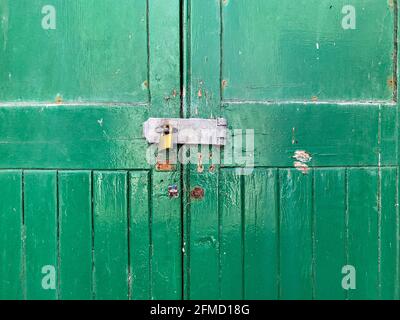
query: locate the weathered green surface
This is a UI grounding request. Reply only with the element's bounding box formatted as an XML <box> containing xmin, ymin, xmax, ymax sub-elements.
<box><xmin>223</xmin><ymin>103</ymin><xmax>397</xmax><ymax>167</ymax></box>
<box><xmin>0</xmin><ymin>0</ymin><xmax>148</xmax><ymax>103</ymax></box>
<box><xmin>222</xmin><ymin>0</ymin><xmax>394</xmax><ymax>101</ymax></box>
<box><xmin>0</xmin><ymin>171</ymin><xmax>23</xmax><ymax>300</ymax></box>
<box><xmin>151</xmin><ymin>171</ymin><xmax>182</xmax><ymax>300</ymax></box>
<box><xmin>59</xmin><ymin>171</ymin><xmax>92</xmax><ymax>300</ymax></box>
<box><xmin>93</xmin><ymin>171</ymin><xmax>128</xmax><ymax>300</ymax></box>
<box><xmin>24</xmin><ymin>171</ymin><xmax>58</xmax><ymax>300</ymax></box>
<box><xmin>129</xmin><ymin>171</ymin><xmax>151</xmax><ymax>300</ymax></box>
<box><xmin>314</xmin><ymin>169</ymin><xmax>346</xmax><ymax>300</ymax></box>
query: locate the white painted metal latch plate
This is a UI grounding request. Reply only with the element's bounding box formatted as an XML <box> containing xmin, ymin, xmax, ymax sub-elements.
<box><xmin>143</xmin><ymin>118</ymin><xmax>228</xmax><ymax>146</ymax></box>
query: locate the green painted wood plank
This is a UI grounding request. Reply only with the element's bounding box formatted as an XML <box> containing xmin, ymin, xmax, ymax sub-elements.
<box><xmin>222</xmin><ymin>0</ymin><xmax>394</xmax><ymax>101</ymax></box>
<box><xmin>347</xmin><ymin>168</ymin><xmax>379</xmax><ymax>300</ymax></box>
<box><xmin>24</xmin><ymin>171</ymin><xmax>58</xmax><ymax>300</ymax></box>
<box><xmin>93</xmin><ymin>171</ymin><xmax>128</xmax><ymax>300</ymax></box>
<box><xmin>129</xmin><ymin>171</ymin><xmax>151</xmax><ymax>300</ymax></box>
<box><xmin>0</xmin><ymin>171</ymin><xmax>23</xmax><ymax>300</ymax></box>
<box><xmin>380</xmin><ymin>167</ymin><xmax>399</xmax><ymax>299</ymax></box>
<box><xmin>151</xmin><ymin>171</ymin><xmax>182</xmax><ymax>300</ymax></box>
<box><xmin>148</xmin><ymin>0</ymin><xmax>180</xmax><ymax>117</ymax></box>
<box><xmin>188</xmin><ymin>0</ymin><xmax>221</xmax><ymax>117</ymax></box>
<box><xmin>244</xmin><ymin>169</ymin><xmax>278</xmax><ymax>300</ymax></box>
<box><xmin>0</xmin><ymin>106</ymin><xmax>149</xmax><ymax>169</ymax></box>
<box><xmin>0</xmin><ymin>0</ymin><xmax>148</xmax><ymax>103</ymax></box>
<box><xmin>314</xmin><ymin>168</ymin><xmax>346</xmax><ymax>300</ymax></box>
<box><xmin>222</xmin><ymin>103</ymin><xmax>396</xmax><ymax>167</ymax></box>
<box><xmin>58</xmin><ymin>171</ymin><xmax>92</xmax><ymax>300</ymax></box>
<box><xmin>279</xmin><ymin>169</ymin><xmax>313</xmax><ymax>300</ymax></box>
<box><xmin>219</xmin><ymin>169</ymin><xmax>243</xmax><ymax>299</ymax></box>
<box><xmin>187</xmin><ymin>165</ymin><xmax>219</xmax><ymax>300</ymax></box>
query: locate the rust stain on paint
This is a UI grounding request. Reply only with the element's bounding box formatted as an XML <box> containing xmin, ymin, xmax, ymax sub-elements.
<box><xmin>387</xmin><ymin>77</ymin><xmax>395</xmax><ymax>89</ymax></box>
<box><xmin>191</xmin><ymin>187</ymin><xmax>205</xmax><ymax>200</ymax></box>
<box><xmin>55</xmin><ymin>94</ymin><xmax>63</xmax><ymax>104</ymax></box>
<box><xmin>156</xmin><ymin>161</ymin><xmax>175</xmax><ymax>172</ymax></box>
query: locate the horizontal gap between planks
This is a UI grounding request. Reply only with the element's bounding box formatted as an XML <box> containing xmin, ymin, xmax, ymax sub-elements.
<box><xmin>222</xmin><ymin>100</ymin><xmax>397</xmax><ymax>106</ymax></box>
<box><xmin>0</xmin><ymin>166</ymin><xmax>398</xmax><ymax>172</ymax></box>
<box><xmin>0</xmin><ymin>102</ymin><xmax>149</xmax><ymax>108</ymax></box>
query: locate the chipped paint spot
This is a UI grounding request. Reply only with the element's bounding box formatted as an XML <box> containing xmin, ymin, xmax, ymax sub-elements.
<box><xmin>292</xmin><ymin>127</ymin><xmax>298</xmax><ymax>145</ymax></box>
<box><xmin>198</xmin><ymin>89</ymin><xmax>202</xmax><ymax>98</ymax></box>
<box><xmin>293</xmin><ymin>150</ymin><xmax>312</xmax><ymax>163</ymax></box>
<box><xmin>294</xmin><ymin>162</ymin><xmax>309</xmax><ymax>175</ymax></box>
<box><xmin>293</xmin><ymin>150</ymin><xmax>312</xmax><ymax>174</ymax></box>
<box><xmin>141</xmin><ymin>80</ymin><xmax>148</xmax><ymax>90</ymax></box>
<box><xmin>388</xmin><ymin>0</ymin><xmax>394</xmax><ymax>8</ymax></box>
<box><xmin>221</xmin><ymin>79</ymin><xmax>228</xmax><ymax>89</ymax></box>
<box><xmin>222</xmin><ymin>0</ymin><xmax>229</xmax><ymax>6</ymax></box>
<box><xmin>97</xmin><ymin>118</ymin><xmax>104</xmax><ymax>127</ymax></box>
<box><xmin>311</xmin><ymin>96</ymin><xmax>318</xmax><ymax>102</ymax></box>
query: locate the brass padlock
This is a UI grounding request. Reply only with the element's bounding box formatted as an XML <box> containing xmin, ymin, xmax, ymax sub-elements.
<box><xmin>158</xmin><ymin>124</ymin><xmax>173</xmax><ymax>151</ymax></box>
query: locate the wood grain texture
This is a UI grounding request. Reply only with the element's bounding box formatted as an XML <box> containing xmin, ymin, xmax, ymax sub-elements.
<box><xmin>0</xmin><ymin>0</ymin><xmax>148</xmax><ymax>103</ymax></box>
<box><xmin>58</xmin><ymin>171</ymin><xmax>92</xmax><ymax>300</ymax></box>
<box><xmin>151</xmin><ymin>171</ymin><xmax>182</xmax><ymax>299</ymax></box>
<box><xmin>222</xmin><ymin>0</ymin><xmax>394</xmax><ymax>101</ymax></box>
<box><xmin>93</xmin><ymin>171</ymin><xmax>129</xmax><ymax>300</ymax></box>
<box><xmin>24</xmin><ymin>171</ymin><xmax>58</xmax><ymax>300</ymax></box>
<box><xmin>129</xmin><ymin>171</ymin><xmax>151</xmax><ymax>300</ymax></box>
<box><xmin>0</xmin><ymin>171</ymin><xmax>23</xmax><ymax>300</ymax></box>
<box><xmin>222</xmin><ymin>103</ymin><xmax>397</xmax><ymax>167</ymax></box>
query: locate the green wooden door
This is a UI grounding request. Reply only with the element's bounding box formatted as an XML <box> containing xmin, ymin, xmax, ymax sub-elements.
<box><xmin>0</xmin><ymin>0</ymin><xmax>182</xmax><ymax>300</ymax></box>
<box><xmin>1</xmin><ymin>0</ymin><xmax>399</xmax><ymax>301</ymax></box>
<box><xmin>184</xmin><ymin>0</ymin><xmax>400</xmax><ymax>300</ymax></box>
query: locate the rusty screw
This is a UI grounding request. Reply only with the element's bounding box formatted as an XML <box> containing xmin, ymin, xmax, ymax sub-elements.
<box><xmin>190</xmin><ymin>187</ymin><xmax>205</xmax><ymax>200</ymax></box>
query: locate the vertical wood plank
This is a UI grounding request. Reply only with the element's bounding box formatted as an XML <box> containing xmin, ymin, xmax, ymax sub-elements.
<box><xmin>244</xmin><ymin>168</ymin><xmax>278</xmax><ymax>299</ymax></box>
<box><xmin>219</xmin><ymin>169</ymin><xmax>243</xmax><ymax>299</ymax></box>
<box><xmin>58</xmin><ymin>171</ymin><xmax>92</xmax><ymax>300</ymax></box>
<box><xmin>380</xmin><ymin>167</ymin><xmax>399</xmax><ymax>299</ymax></box>
<box><xmin>24</xmin><ymin>171</ymin><xmax>57</xmax><ymax>300</ymax></box>
<box><xmin>314</xmin><ymin>168</ymin><xmax>346</xmax><ymax>300</ymax></box>
<box><xmin>188</xmin><ymin>0</ymin><xmax>221</xmax><ymax>117</ymax></box>
<box><xmin>149</xmin><ymin>0</ymin><xmax>180</xmax><ymax>117</ymax></box>
<box><xmin>188</xmin><ymin>165</ymin><xmax>219</xmax><ymax>299</ymax></box>
<box><xmin>0</xmin><ymin>171</ymin><xmax>23</xmax><ymax>300</ymax></box>
<box><xmin>129</xmin><ymin>171</ymin><xmax>151</xmax><ymax>300</ymax></box>
<box><xmin>347</xmin><ymin>168</ymin><xmax>379</xmax><ymax>300</ymax></box>
<box><xmin>279</xmin><ymin>169</ymin><xmax>313</xmax><ymax>300</ymax></box>
<box><xmin>93</xmin><ymin>171</ymin><xmax>128</xmax><ymax>300</ymax></box>
<box><xmin>151</xmin><ymin>171</ymin><xmax>182</xmax><ymax>299</ymax></box>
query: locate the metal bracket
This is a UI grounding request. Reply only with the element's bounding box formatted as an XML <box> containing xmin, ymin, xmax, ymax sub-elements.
<box><xmin>143</xmin><ymin>118</ymin><xmax>228</xmax><ymax>146</ymax></box>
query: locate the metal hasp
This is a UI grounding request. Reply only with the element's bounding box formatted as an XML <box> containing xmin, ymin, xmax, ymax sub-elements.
<box><xmin>143</xmin><ymin>118</ymin><xmax>228</xmax><ymax>146</ymax></box>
